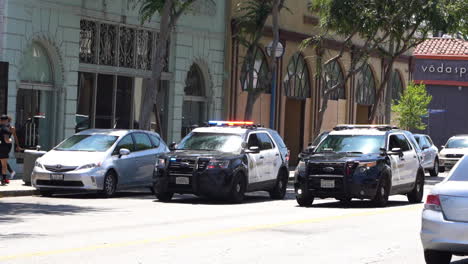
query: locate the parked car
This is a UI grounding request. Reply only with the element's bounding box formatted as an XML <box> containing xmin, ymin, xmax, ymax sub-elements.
<box><xmin>414</xmin><ymin>134</ymin><xmax>439</xmax><ymax>176</ymax></box>
<box><xmin>439</xmin><ymin>135</ymin><xmax>468</xmax><ymax>172</ymax></box>
<box><xmin>421</xmin><ymin>155</ymin><xmax>468</xmax><ymax>264</ymax></box>
<box><xmin>153</xmin><ymin>121</ymin><xmax>290</xmax><ymax>203</ymax></box>
<box><xmin>294</xmin><ymin>125</ymin><xmax>425</xmax><ymax>207</ymax></box>
<box><xmin>32</xmin><ymin>129</ymin><xmax>169</xmax><ymax>197</ymax></box>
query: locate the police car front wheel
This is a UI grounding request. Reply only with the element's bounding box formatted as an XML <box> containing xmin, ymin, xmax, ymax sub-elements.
<box><xmin>228</xmin><ymin>173</ymin><xmax>246</xmax><ymax>203</ymax></box>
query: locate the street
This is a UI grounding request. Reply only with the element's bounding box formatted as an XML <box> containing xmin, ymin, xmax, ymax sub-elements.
<box><xmin>0</xmin><ymin>173</ymin><xmax>466</xmax><ymax>264</ymax></box>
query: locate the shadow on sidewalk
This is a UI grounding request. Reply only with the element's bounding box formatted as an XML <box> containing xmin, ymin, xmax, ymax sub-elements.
<box><xmin>0</xmin><ymin>201</ymin><xmax>103</xmax><ymax>223</ymax></box>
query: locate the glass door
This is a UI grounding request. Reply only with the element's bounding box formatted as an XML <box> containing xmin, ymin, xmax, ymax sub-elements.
<box><xmin>15</xmin><ymin>89</ymin><xmax>54</xmax><ymax>150</ymax></box>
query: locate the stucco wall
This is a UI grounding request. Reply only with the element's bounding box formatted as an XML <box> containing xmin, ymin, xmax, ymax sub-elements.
<box><xmin>3</xmin><ymin>0</ymin><xmax>227</xmax><ymax>145</ymax></box>
<box><xmin>0</xmin><ymin>0</ymin><xmax>5</xmax><ymax>58</ymax></box>
<box><xmin>168</xmin><ymin>0</ymin><xmax>226</xmax><ymax>141</ymax></box>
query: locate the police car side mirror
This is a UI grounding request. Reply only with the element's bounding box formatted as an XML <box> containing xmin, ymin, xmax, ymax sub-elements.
<box><xmin>169</xmin><ymin>142</ymin><xmax>177</xmax><ymax>151</ymax></box>
<box><xmin>441</xmin><ymin>145</ymin><xmax>445</xmax><ymax>149</ymax></box>
<box><xmin>245</xmin><ymin>146</ymin><xmax>260</xmax><ymax>154</ymax></box>
<box><xmin>388</xmin><ymin>148</ymin><xmax>403</xmax><ymax>156</ymax></box>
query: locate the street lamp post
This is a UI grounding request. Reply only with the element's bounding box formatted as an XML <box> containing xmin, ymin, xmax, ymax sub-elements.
<box><xmin>266</xmin><ymin>41</ymin><xmax>285</xmax><ymax>129</ymax></box>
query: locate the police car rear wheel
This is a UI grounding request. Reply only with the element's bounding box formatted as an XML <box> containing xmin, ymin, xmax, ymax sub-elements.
<box><xmin>269</xmin><ymin>170</ymin><xmax>288</xmax><ymax>200</ymax></box>
<box><xmin>296</xmin><ymin>195</ymin><xmax>314</xmax><ymax>207</ymax></box>
<box><xmin>156</xmin><ymin>192</ymin><xmax>174</xmax><ymax>202</ymax></box>
<box><xmin>229</xmin><ymin>173</ymin><xmax>246</xmax><ymax>203</ymax></box>
<box><xmin>408</xmin><ymin>171</ymin><xmax>424</xmax><ymax>203</ymax></box>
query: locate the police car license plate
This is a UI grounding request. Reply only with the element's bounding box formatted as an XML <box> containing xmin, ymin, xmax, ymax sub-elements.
<box><xmin>176</xmin><ymin>177</ymin><xmax>189</xmax><ymax>185</ymax></box>
<box><xmin>50</xmin><ymin>174</ymin><xmax>64</xmax><ymax>181</ymax></box>
<box><xmin>320</xmin><ymin>179</ymin><xmax>335</xmax><ymax>188</ymax></box>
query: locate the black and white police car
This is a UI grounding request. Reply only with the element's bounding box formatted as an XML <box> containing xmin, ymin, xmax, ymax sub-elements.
<box><xmin>153</xmin><ymin>121</ymin><xmax>290</xmax><ymax>203</ymax></box>
<box><xmin>294</xmin><ymin>125</ymin><xmax>425</xmax><ymax>207</ymax></box>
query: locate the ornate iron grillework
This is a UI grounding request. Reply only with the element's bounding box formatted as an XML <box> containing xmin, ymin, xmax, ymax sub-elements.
<box><xmin>79</xmin><ymin>19</ymin><xmax>157</xmax><ymax>70</ymax></box>
<box><xmin>79</xmin><ymin>20</ymin><xmax>97</xmax><ymax>64</ymax></box>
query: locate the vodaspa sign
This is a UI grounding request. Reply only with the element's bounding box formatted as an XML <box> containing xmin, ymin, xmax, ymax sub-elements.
<box><xmin>414</xmin><ymin>58</ymin><xmax>468</xmax><ymax>83</ymax></box>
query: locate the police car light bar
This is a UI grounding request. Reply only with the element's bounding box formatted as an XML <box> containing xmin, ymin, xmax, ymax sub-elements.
<box><xmin>209</xmin><ymin>120</ymin><xmax>254</xmax><ymax>126</ymax></box>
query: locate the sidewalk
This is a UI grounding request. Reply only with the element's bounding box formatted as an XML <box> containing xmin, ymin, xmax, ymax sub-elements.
<box><xmin>0</xmin><ymin>179</ymin><xmax>38</xmax><ymax>198</ymax></box>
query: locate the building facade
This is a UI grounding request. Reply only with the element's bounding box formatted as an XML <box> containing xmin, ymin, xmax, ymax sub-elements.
<box><xmin>0</xmin><ymin>0</ymin><xmax>226</xmax><ymax>169</ymax></box>
<box><xmin>413</xmin><ymin>38</ymin><xmax>468</xmax><ymax>147</ymax></box>
<box><xmin>226</xmin><ymin>1</ymin><xmax>411</xmax><ymax>164</ymax></box>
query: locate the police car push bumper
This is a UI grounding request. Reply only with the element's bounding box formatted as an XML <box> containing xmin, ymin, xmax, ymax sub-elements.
<box><xmin>154</xmin><ymin>157</ymin><xmax>244</xmax><ymax>198</ymax></box>
<box><xmin>294</xmin><ymin>161</ymin><xmax>383</xmax><ymax>200</ymax></box>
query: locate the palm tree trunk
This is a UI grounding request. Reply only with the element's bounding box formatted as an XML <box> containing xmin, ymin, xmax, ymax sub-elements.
<box><xmin>139</xmin><ymin>0</ymin><xmax>173</xmax><ymax>130</ymax></box>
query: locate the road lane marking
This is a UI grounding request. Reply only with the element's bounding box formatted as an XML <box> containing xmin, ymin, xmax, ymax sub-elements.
<box><xmin>0</xmin><ymin>204</ymin><xmax>422</xmax><ymax>261</ymax></box>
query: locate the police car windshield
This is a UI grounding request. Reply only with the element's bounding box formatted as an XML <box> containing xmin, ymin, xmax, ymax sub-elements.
<box><xmin>446</xmin><ymin>138</ymin><xmax>468</xmax><ymax>149</ymax></box>
<box><xmin>315</xmin><ymin>135</ymin><xmax>385</xmax><ymax>154</ymax></box>
<box><xmin>177</xmin><ymin>132</ymin><xmax>243</xmax><ymax>153</ymax></box>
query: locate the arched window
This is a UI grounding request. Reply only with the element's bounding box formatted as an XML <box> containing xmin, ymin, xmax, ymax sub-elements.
<box><xmin>356</xmin><ymin>64</ymin><xmax>376</xmax><ymax>105</ymax></box>
<box><xmin>19</xmin><ymin>43</ymin><xmax>53</xmax><ymax>83</ymax></box>
<box><xmin>182</xmin><ymin>64</ymin><xmax>207</xmax><ymax>137</ymax></box>
<box><xmin>185</xmin><ymin>64</ymin><xmax>205</xmax><ymax>97</ymax></box>
<box><xmin>284</xmin><ymin>53</ymin><xmax>311</xmax><ymax>99</ymax></box>
<box><xmin>390</xmin><ymin>70</ymin><xmax>404</xmax><ymax>101</ymax></box>
<box><xmin>323</xmin><ymin>61</ymin><xmax>345</xmax><ymax>100</ymax></box>
<box><xmin>240</xmin><ymin>46</ymin><xmax>269</xmax><ymax>92</ymax></box>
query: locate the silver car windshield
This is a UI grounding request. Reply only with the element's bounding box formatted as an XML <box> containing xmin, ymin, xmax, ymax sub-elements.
<box><xmin>448</xmin><ymin>158</ymin><xmax>468</xmax><ymax>181</ymax></box>
<box><xmin>55</xmin><ymin>135</ymin><xmax>118</xmax><ymax>152</ymax></box>
<box><xmin>177</xmin><ymin>133</ymin><xmax>243</xmax><ymax>153</ymax></box>
<box><xmin>446</xmin><ymin>138</ymin><xmax>468</xmax><ymax>148</ymax></box>
<box><xmin>315</xmin><ymin>135</ymin><xmax>385</xmax><ymax>154</ymax></box>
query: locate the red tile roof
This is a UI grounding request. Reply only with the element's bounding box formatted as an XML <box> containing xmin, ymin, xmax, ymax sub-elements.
<box><xmin>414</xmin><ymin>38</ymin><xmax>468</xmax><ymax>56</ymax></box>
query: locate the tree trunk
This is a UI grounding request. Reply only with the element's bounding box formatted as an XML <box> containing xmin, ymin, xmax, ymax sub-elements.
<box><xmin>139</xmin><ymin>0</ymin><xmax>173</xmax><ymax>131</ymax></box>
<box><xmin>368</xmin><ymin>59</ymin><xmax>395</xmax><ymax>123</ymax></box>
<box><xmin>244</xmin><ymin>92</ymin><xmax>260</xmax><ymax>120</ymax></box>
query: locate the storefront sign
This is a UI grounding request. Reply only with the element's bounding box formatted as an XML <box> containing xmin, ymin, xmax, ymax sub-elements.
<box><xmin>414</xmin><ymin>59</ymin><xmax>468</xmax><ymax>83</ymax></box>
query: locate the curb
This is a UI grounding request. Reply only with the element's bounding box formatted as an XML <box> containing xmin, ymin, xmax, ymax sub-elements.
<box><xmin>0</xmin><ymin>189</ymin><xmax>39</xmax><ymax>198</ymax></box>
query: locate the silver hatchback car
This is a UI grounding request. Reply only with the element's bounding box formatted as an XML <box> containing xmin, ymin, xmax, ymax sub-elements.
<box><xmin>421</xmin><ymin>155</ymin><xmax>468</xmax><ymax>263</ymax></box>
<box><xmin>32</xmin><ymin>129</ymin><xmax>168</xmax><ymax>197</ymax></box>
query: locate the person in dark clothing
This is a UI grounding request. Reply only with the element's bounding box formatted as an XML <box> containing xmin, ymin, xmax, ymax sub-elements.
<box><xmin>0</xmin><ymin>115</ymin><xmax>12</xmax><ymax>185</ymax></box>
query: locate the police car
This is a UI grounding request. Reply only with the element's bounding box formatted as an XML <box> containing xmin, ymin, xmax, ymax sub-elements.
<box><xmin>153</xmin><ymin>121</ymin><xmax>290</xmax><ymax>203</ymax></box>
<box><xmin>294</xmin><ymin>125</ymin><xmax>425</xmax><ymax>207</ymax></box>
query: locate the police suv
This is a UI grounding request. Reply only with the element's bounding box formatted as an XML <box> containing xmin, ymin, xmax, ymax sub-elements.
<box><xmin>153</xmin><ymin>121</ymin><xmax>290</xmax><ymax>203</ymax></box>
<box><xmin>294</xmin><ymin>125</ymin><xmax>425</xmax><ymax>207</ymax></box>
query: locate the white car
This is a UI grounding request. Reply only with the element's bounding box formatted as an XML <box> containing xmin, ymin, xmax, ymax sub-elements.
<box><xmin>414</xmin><ymin>134</ymin><xmax>439</xmax><ymax>176</ymax></box>
<box><xmin>32</xmin><ymin>129</ymin><xmax>169</xmax><ymax>197</ymax></box>
<box><xmin>421</xmin><ymin>155</ymin><xmax>468</xmax><ymax>264</ymax></box>
<box><xmin>439</xmin><ymin>135</ymin><xmax>468</xmax><ymax>172</ymax></box>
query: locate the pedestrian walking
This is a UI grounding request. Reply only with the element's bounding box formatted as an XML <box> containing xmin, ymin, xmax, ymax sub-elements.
<box><xmin>0</xmin><ymin>115</ymin><xmax>13</xmax><ymax>185</ymax></box>
<box><xmin>6</xmin><ymin>116</ymin><xmax>23</xmax><ymax>178</ymax></box>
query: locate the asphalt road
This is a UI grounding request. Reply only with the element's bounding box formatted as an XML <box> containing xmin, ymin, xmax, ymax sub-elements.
<box><xmin>0</xmin><ymin>173</ymin><xmax>466</xmax><ymax>264</ymax></box>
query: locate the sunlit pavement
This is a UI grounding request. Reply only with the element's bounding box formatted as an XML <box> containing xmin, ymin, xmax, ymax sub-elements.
<box><xmin>0</xmin><ymin>172</ymin><xmax>465</xmax><ymax>264</ymax></box>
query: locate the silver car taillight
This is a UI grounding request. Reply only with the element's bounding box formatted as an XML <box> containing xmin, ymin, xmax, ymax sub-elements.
<box><xmin>425</xmin><ymin>194</ymin><xmax>442</xmax><ymax>211</ymax></box>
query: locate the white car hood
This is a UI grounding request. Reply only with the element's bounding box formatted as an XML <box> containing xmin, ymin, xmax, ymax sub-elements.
<box><xmin>440</xmin><ymin>148</ymin><xmax>468</xmax><ymax>156</ymax></box>
<box><xmin>39</xmin><ymin>150</ymin><xmax>108</xmax><ymax>166</ymax></box>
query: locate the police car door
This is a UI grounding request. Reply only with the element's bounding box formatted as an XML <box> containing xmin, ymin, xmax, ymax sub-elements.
<box><xmin>257</xmin><ymin>132</ymin><xmax>279</xmax><ymax>181</ymax></box>
<box><xmin>398</xmin><ymin>134</ymin><xmax>419</xmax><ymax>185</ymax></box>
<box><xmin>246</xmin><ymin>133</ymin><xmax>263</xmax><ymax>183</ymax></box>
<box><xmin>387</xmin><ymin>134</ymin><xmax>402</xmax><ymax>186</ymax></box>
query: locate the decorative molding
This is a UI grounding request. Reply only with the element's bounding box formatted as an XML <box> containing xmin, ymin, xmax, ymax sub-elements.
<box><xmin>189</xmin><ymin>0</ymin><xmax>217</xmax><ymax>17</ymax></box>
